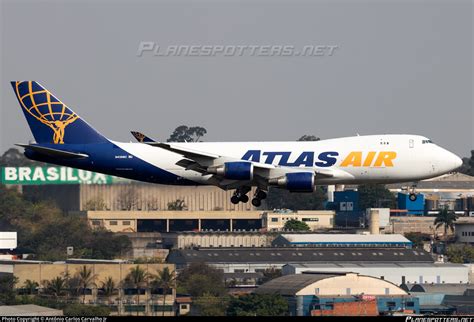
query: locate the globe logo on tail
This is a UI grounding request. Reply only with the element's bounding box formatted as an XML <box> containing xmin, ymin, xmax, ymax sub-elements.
<box><xmin>14</xmin><ymin>81</ymin><xmax>79</xmax><ymax>144</ymax></box>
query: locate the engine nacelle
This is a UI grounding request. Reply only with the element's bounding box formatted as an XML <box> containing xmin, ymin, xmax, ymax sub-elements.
<box><xmin>207</xmin><ymin>161</ymin><xmax>254</xmax><ymax>180</ymax></box>
<box><xmin>269</xmin><ymin>172</ymin><xmax>315</xmax><ymax>192</ymax></box>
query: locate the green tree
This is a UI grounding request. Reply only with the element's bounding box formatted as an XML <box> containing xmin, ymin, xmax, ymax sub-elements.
<box><xmin>151</xmin><ymin>267</ymin><xmax>176</xmax><ymax>316</ymax></box>
<box><xmin>297</xmin><ymin>135</ymin><xmax>320</xmax><ymax>141</ymax></box>
<box><xmin>358</xmin><ymin>184</ymin><xmax>396</xmax><ymax>209</ymax></box>
<box><xmin>0</xmin><ymin>148</ymin><xmax>42</xmax><ymax>166</ymax></box>
<box><xmin>63</xmin><ymin>304</ymin><xmax>111</xmax><ymax>316</ymax></box>
<box><xmin>194</xmin><ymin>292</ymin><xmax>229</xmax><ymax>316</ymax></box>
<box><xmin>23</xmin><ymin>279</ymin><xmax>39</xmax><ymax>295</ymax></box>
<box><xmin>435</xmin><ymin>206</ymin><xmax>458</xmax><ymax>243</ymax></box>
<box><xmin>0</xmin><ymin>185</ymin><xmax>131</xmax><ymax>261</ymax></box>
<box><xmin>264</xmin><ymin>187</ymin><xmax>326</xmax><ymax>210</ymax></box>
<box><xmin>177</xmin><ymin>262</ymin><xmax>226</xmax><ymax>297</ymax></box>
<box><xmin>404</xmin><ymin>232</ymin><xmax>431</xmax><ymax>249</ymax></box>
<box><xmin>227</xmin><ymin>294</ymin><xmax>288</xmax><ymax>316</ymax></box>
<box><xmin>100</xmin><ymin>276</ymin><xmax>117</xmax><ymax>299</ymax></box>
<box><xmin>167</xmin><ymin>199</ymin><xmax>186</xmax><ymax>211</ymax></box>
<box><xmin>167</xmin><ymin>125</ymin><xmax>207</xmax><ymax>142</ymax></box>
<box><xmin>447</xmin><ymin>244</ymin><xmax>474</xmax><ymax>263</ymax></box>
<box><xmin>0</xmin><ymin>275</ymin><xmax>18</xmax><ymax>305</ymax></box>
<box><xmin>44</xmin><ymin>276</ymin><xmax>68</xmax><ymax>299</ymax></box>
<box><xmin>259</xmin><ymin>268</ymin><xmax>282</xmax><ymax>285</ymax></box>
<box><xmin>283</xmin><ymin>219</ymin><xmax>310</xmax><ymax>231</ymax></box>
<box><xmin>459</xmin><ymin>150</ymin><xmax>474</xmax><ymax>176</ymax></box>
<box><xmin>76</xmin><ymin>266</ymin><xmax>97</xmax><ymax>304</ymax></box>
<box><xmin>124</xmin><ymin>266</ymin><xmax>149</xmax><ymax>315</ymax></box>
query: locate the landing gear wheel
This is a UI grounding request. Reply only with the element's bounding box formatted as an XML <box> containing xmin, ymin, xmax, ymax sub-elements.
<box><xmin>409</xmin><ymin>193</ymin><xmax>417</xmax><ymax>202</ymax></box>
<box><xmin>239</xmin><ymin>194</ymin><xmax>249</xmax><ymax>203</ymax></box>
<box><xmin>231</xmin><ymin>195</ymin><xmax>240</xmax><ymax>204</ymax></box>
<box><xmin>251</xmin><ymin>198</ymin><xmax>262</xmax><ymax>207</ymax></box>
<box><xmin>256</xmin><ymin>190</ymin><xmax>267</xmax><ymax>200</ymax></box>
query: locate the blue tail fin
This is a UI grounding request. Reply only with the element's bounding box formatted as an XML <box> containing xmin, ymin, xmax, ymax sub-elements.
<box><xmin>11</xmin><ymin>81</ymin><xmax>108</xmax><ymax>144</ymax></box>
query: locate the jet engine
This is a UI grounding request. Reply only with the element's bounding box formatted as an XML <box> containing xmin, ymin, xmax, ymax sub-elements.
<box><xmin>269</xmin><ymin>172</ymin><xmax>315</xmax><ymax>192</ymax></box>
<box><xmin>207</xmin><ymin>161</ymin><xmax>254</xmax><ymax>180</ymax></box>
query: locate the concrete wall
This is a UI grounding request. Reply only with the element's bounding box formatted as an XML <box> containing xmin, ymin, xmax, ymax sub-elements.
<box><xmin>263</xmin><ymin>211</ymin><xmax>335</xmax><ymax>231</ymax></box>
<box><xmin>80</xmin><ymin>184</ymin><xmax>257</xmax><ymax>211</ymax></box>
<box><xmin>388</xmin><ymin>216</ymin><xmax>447</xmax><ymax>236</ymax></box>
<box><xmin>284</xmin><ymin>264</ymin><xmax>470</xmax><ymax>285</ymax></box>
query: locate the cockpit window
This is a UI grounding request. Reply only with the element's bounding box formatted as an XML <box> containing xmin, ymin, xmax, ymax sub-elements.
<box><xmin>422</xmin><ymin>139</ymin><xmax>433</xmax><ymax>144</ymax></box>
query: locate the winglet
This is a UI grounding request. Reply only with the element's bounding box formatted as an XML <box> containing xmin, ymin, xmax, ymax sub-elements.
<box><xmin>130</xmin><ymin>131</ymin><xmax>156</xmax><ymax>143</ymax></box>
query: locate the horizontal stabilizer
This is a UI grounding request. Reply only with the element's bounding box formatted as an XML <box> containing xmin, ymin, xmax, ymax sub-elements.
<box><xmin>16</xmin><ymin>144</ymin><xmax>89</xmax><ymax>159</ymax></box>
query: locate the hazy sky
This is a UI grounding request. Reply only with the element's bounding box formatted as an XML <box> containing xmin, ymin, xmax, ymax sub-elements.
<box><xmin>1</xmin><ymin>0</ymin><xmax>472</xmax><ymax>156</ymax></box>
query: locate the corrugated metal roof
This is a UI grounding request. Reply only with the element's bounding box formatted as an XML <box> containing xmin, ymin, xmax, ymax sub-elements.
<box><xmin>405</xmin><ymin>283</ymin><xmax>470</xmax><ymax>294</ymax></box>
<box><xmin>254</xmin><ymin>273</ymin><xmax>341</xmax><ymax>295</ymax></box>
<box><xmin>279</xmin><ymin>234</ymin><xmax>411</xmax><ymax>244</ymax></box>
<box><xmin>167</xmin><ymin>247</ymin><xmax>434</xmax><ymax>264</ymax></box>
<box><xmin>286</xmin><ymin>263</ymin><xmax>466</xmax><ymax>269</ymax></box>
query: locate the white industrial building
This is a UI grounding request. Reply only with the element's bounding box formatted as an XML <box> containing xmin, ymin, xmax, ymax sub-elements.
<box><xmin>282</xmin><ymin>262</ymin><xmax>470</xmax><ymax>285</ymax></box>
<box><xmin>0</xmin><ymin>232</ymin><xmax>17</xmax><ymax>250</ymax></box>
<box><xmin>271</xmin><ymin>233</ymin><xmax>412</xmax><ymax>248</ymax></box>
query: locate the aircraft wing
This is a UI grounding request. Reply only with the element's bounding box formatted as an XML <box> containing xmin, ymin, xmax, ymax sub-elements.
<box><xmin>149</xmin><ymin>142</ymin><xmax>350</xmax><ymax>189</ymax></box>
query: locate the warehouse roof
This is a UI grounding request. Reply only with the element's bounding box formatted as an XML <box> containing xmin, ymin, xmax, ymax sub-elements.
<box><xmin>167</xmin><ymin>247</ymin><xmax>434</xmax><ymax>264</ymax></box>
<box><xmin>254</xmin><ymin>273</ymin><xmax>342</xmax><ymax>295</ymax></box>
<box><xmin>276</xmin><ymin>234</ymin><xmax>411</xmax><ymax>244</ymax></box>
<box><xmin>404</xmin><ymin>283</ymin><xmax>470</xmax><ymax>295</ymax></box>
<box><xmin>286</xmin><ymin>262</ymin><xmax>466</xmax><ymax>269</ymax></box>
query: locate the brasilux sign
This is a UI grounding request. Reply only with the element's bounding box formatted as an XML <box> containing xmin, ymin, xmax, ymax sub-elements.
<box><xmin>1</xmin><ymin>167</ymin><xmax>118</xmax><ymax>185</ymax></box>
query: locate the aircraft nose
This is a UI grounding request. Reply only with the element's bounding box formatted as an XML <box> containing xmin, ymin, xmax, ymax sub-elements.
<box><xmin>446</xmin><ymin>151</ymin><xmax>463</xmax><ymax>171</ymax></box>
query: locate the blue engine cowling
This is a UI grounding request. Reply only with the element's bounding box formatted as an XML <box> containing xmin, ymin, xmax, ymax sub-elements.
<box><xmin>285</xmin><ymin>172</ymin><xmax>315</xmax><ymax>192</ymax></box>
<box><xmin>224</xmin><ymin>161</ymin><xmax>253</xmax><ymax>180</ymax></box>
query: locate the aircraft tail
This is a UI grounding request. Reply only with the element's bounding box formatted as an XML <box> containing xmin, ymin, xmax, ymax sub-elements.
<box><xmin>11</xmin><ymin>81</ymin><xmax>108</xmax><ymax>145</ymax></box>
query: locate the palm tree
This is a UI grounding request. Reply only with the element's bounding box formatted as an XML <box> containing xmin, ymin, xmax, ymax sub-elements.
<box><xmin>23</xmin><ymin>279</ymin><xmax>39</xmax><ymax>295</ymax></box>
<box><xmin>151</xmin><ymin>267</ymin><xmax>176</xmax><ymax>316</ymax></box>
<box><xmin>45</xmin><ymin>276</ymin><xmax>68</xmax><ymax>299</ymax></box>
<box><xmin>76</xmin><ymin>265</ymin><xmax>98</xmax><ymax>304</ymax></box>
<box><xmin>101</xmin><ymin>276</ymin><xmax>117</xmax><ymax>298</ymax></box>
<box><xmin>125</xmin><ymin>266</ymin><xmax>149</xmax><ymax>316</ymax></box>
<box><xmin>435</xmin><ymin>206</ymin><xmax>458</xmax><ymax>244</ymax></box>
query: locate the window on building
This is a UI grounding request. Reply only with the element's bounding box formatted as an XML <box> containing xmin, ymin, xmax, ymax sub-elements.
<box><xmin>110</xmin><ymin>221</ymin><xmax>118</xmax><ymax>225</ymax></box>
<box><xmin>406</xmin><ymin>301</ymin><xmax>415</xmax><ymax>307</ymax></box>
<box><xmin>271</xmin><ymin>218</ymin><xmax>278</xmax><ymax>222</ymax></box>
<box><xmin>123</xmin><ymin>221</ymin><xmax>131</xmax><ymax>226</ymax></box>
<box><xmin>315</xmin><ymin>288</ymin><xmax>320</xmax><ymax>295</ymax></box>
<box><xmin>91</xmin><ymin>220</ymin><xmax>101</xmax><ymax>226</ymax></box>
<box><xmin>180</xmin><ymin>304</ymin><xmax>188</xmax><ymax>310</ymax></box>
<box><xmin>386</xmin><ymin>301</ymin><xmax>396</xmax><ymax>308</ymax></box>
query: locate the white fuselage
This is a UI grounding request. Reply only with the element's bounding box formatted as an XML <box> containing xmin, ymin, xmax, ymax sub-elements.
<box><xmin>113</xmin><ymin>134</ymin><xmax>462</xmax><ymax>187</ymax></box>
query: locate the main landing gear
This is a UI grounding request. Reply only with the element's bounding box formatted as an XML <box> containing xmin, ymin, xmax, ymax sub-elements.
<box><xmin>230</xmin><ymin>188</ymin><xmax>267</xmax><ymax>207</ymax></box>
<box><xmin>408</xmin><ymin>184</ymin><xmax>418</xmax><ymax>201</ymax></box>
<box><xmin>251</xmin><ymin>189</ymin><xmax>267</xmax><ymax>207</ymax></box>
